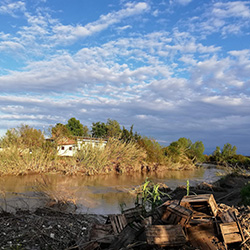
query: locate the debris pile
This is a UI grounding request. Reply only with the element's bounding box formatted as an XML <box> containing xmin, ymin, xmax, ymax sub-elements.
<box><xmin>85</xmin><ymin>194</ymin><xmax>250</xmax><ymax>249</ymax></box>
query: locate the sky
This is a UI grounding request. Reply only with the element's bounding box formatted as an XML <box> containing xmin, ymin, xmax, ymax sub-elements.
<box><xmin>0</xmin><ymin>0</ymin><xmax>249</xmax><ymax>155</ymax></box>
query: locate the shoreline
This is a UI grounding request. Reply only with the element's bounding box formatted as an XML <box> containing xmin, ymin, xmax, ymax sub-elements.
<box><xmin>1</xmin><ymin>173</ymin><xmax>250</xmax><ymax>249</ymax></box>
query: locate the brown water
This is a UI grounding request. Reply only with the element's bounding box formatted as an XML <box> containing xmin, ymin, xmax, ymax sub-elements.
<box><xmin>0</xmin><ymin>166</ymin><xmax>223</xmax><ymax>214</ymax></box>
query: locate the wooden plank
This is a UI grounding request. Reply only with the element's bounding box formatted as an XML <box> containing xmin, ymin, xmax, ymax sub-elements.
<box><xmin>223</xmin><ymin>233</ymin><xmax>242</xmax><ymax>244</ymax></box>
<box><xmin>108</xmin><ymin>214</ymin><xmax>127</xmax><ymax>234</ymax></box>
<box><xmin>145</xmin><ymin>225</ymin><xmax>186</xmax><ymax>247</ymax></box>
<box><xmin>220</xmin><ymin>222</ymin><xmax>243</xmax><ymax>244</ymax></box>
<box><xmin>122</xmin><ymin>205</ymin><xmax>144</xmax><ymax>223</ymax></box>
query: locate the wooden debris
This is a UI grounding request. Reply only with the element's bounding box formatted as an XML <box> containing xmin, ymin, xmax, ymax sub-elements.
<box><xmin>161</xmin><ymin>202</ymin><xmax>193</xmax><ymax>226</ymax></box>
<box><xmin>84</xmin><ymin>193</ymin><xmax>247</xmax><ymax>249</ymax></box>
<box><xmin>109</xmin><ymin>223</ymin><xmax>143</xmax><ymax>250</ymax></box>
<box><xmin>220</xmin><ymin>222</ymin><xmax>243</xmax><ymax>244</ymax></box>
<box><xmin>181</xmin><ymin>194</ymin><xmax>218</xmax><ymax>217</ymax></box>
<box><xmin>122</xmin><ymin>205</ymin><xmax>144</xmax><ymax>223</ymax></box>
<box><xmin>107</xmin><ymin>214</ymin><xmax>127</xmax><ymax>234</ymax></box>
<box><xmin>187</xmin><ymin>223</ymin><xmax>218</xmax><ymax>250</ymax></box>
<box><xmin>89</xmin><ymin>224</ymin><xmax>115</xmax><ymax>244</ymax></box>
<box><xmin>145</xmin><ymin>225</ymin><xmax>187</xmax><ymax>247</ymax></box>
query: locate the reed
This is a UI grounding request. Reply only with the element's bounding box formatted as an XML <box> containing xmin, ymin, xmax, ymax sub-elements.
<box><xmin>75</xmin><ymin>138</ymin><xmax>146</xmax><ymax>175</ymax></box>
<box><xmin>33</xmin><ymin>175</ymin><xmax>77</xmax><ymax>209</ymax></box>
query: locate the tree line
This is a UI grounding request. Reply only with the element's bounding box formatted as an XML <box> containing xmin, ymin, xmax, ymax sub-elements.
<box><xmin>0</xmin><ymin>117</ymin><xmax>249</xmax><ymax>169</ymax></box>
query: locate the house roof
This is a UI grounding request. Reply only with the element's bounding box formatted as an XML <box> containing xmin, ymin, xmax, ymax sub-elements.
<box><xmin>56</xmin><ymin>138</ymin><xmax>76</xmax><ymax>145</ymax></box>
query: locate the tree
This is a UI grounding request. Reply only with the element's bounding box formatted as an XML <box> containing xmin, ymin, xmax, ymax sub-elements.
<box><xmin>221</xmin><ymin>143</ymin><xmax>237</xmax><ymax>159</ymax></box>
<box><xmin>51</xmin><ymin>123</ymin><xmax>71</xmax><ymax>140</ymax></box>
<box><xmin>106</xmin><ymin>119</ymin><xmax>121</xmax><ymax>138</ymax></box>
<box><xmin>91</xmin><ymin>122</ymin><xmax>107</xmax><ymax>138</ymax></box>
<box><xmin>0</xmin><ymin>128</ymin><xmax>19</xmax><ymax>147</ymax></box>
<box><xmin>66</xmin><ymin>117</ymin><xmax>88</xmax><ymax>137</ymax></box>
<box><xmin>1</xmin><ymin>125</ymin><xmax>44</xmax><ymax>150</ymax></box>
<box><xmin>138</xmin><ymin>136</ymin><xmax>165</xmax><ymax>164</ymax></box>
<box><xmin>166</xmin><ymin>137</ymin><xmax>205</xmax><ymax>163</ymax></box>
<box><xmin>189</xmin><ymin>141</ymin><xmax>205</xmax><ymax>162</ymax></box>
<box><xmin>19</xmin><ymin>125</ymin><xmax>45</xmax><ymax>149</ymax></box>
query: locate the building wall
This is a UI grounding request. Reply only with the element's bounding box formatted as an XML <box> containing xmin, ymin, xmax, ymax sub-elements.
<box><xmin>57</xmin><ymin>144</ymin><xmax>77</xmax><ymax>157</ymax></box>
<box><xmin>57</xmin><ymin>138</ymin><xmax>107</xmax><ymax>157</ymax></box>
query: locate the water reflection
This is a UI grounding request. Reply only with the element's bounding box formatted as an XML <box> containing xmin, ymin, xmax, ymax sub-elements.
<box><xmin>0</xmin><ymin>167</ymin><xmax>223</xmax><ymax>214</ymax></box>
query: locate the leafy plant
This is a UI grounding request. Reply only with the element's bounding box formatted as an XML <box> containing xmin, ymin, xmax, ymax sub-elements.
<box><xmin>134</xmin><ymin>178</ymin><xmax>170</xmax><ymax>213</ymax></box>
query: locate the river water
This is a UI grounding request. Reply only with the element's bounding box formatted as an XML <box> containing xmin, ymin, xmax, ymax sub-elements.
<box><xmin>0</xmin><ymin>165</ymin><xmax>224</xmax><ymax>214</ymax></box>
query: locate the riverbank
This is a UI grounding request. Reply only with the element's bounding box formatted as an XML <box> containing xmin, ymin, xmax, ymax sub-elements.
<box><xmin>1</xmin><ymin>173</ymin><xmax>250</xmax><ymax>249</ymax></box>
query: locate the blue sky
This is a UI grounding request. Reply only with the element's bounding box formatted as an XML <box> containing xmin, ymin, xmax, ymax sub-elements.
<box><xmin>0</xmin><ymin>0</ymin><xmax>250</xmax><ymax>155</ymax></box>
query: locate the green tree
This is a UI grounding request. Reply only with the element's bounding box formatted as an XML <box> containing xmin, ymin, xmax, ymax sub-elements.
<box><xmin>212</xmin><ymin>146</ymin><xmax>221</xmax><ymax>162</ymax></box>
<box><xmin>106</xmin><ymin>119</ymin><xmax>121</xmax><ymax>138</ymax></box>
<box><xmin>138</xmin><ymin>137</ymin><xmax>165</xmax><ymax>164</ymax></box>
<box><xmin>221</xmin><ymin>143</ymin><xmax>237</xmax><ymax>159</ymax></box>
<box><xmin>91</xmin><ymin>122</ymin><xmax>107</xmax><ymax>138</ymax></box>
<box><xmin>66</xmin><ymin>117</ymin><xmax>88</xmax><ymax>137</ymax></box>
<box><xmin>0</xmin><ymin>128</ymin><xmax>19</xmax><ymax>147</ymax></box>
<box><xmin>189</xmin><ymin>141</ymin><xmax>205</xmax><ymax>162</ymax></box>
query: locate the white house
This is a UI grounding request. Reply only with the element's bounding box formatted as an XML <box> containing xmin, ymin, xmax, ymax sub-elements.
<box><xmin>57</xmin><ymin>137</ymin><xmax>107</xmax><ymax>157</ymax></box>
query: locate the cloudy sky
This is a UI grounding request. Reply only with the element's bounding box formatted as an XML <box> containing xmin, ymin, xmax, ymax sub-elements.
<box><xmin>0</xmin><ymin>0</ymin><xmax>249</xmax><ymax>155</ymax></box>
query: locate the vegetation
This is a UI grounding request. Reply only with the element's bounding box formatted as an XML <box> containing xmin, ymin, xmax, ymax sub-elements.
<box><xmin>133</xmin><ymin>178</ymin><xmax>169</xmax><ymax>212</ymax></box>
<box><xmin>240</xmin><ymin>182</ymin><xmax>250</xmax><ymax>205</ymax></box>
<box><xmin>0</xmin><ymin>117</ymin><xmax>249</xmax><ymax>176</ymax></box>
<box><xmin>209</xmin><ymin>143</ymin><xmax>250</xmax><ymax>168</ymax></box>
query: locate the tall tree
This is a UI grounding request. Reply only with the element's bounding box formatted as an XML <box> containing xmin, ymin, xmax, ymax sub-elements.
<box><xmin>106</xmin><ymin>119</ymin><xmax>121</xmax><ymax>138</ymax></box>
<box><xmin>91</xmin><ymin>121</ymin><xmax>107</xmax><ymax>138</ymax></box>
<box><xmin>66</xmin><ymin>117</ymin><xmax>88</xmax><ymax>137</ymax></box>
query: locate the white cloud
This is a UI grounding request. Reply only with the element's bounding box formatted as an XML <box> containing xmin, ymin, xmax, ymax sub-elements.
<box><xmin>0</xmin><ymin>1</ymin><xmax>26</xmax><ymax>17</ymax></box>
<box><xmin>212</xmin><ymin>2</ymin><xmax>250</xmax><ymax>19</ymax></box>
<box><xmin>50</xmin><ymin>2</ymin><xmax>149</xmax><ymax>44</ymax></box>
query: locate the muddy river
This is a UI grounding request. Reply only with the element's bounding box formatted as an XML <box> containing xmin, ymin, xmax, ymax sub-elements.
<box><xmin>0</xmin><ymin>165</ymin><xmax>224</xmax><ymax>214</ymax></box>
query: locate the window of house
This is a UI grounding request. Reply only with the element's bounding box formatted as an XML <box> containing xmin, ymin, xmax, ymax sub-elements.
<box><xmin>61</xmin><ymin>146</ymin><xmax>65</xmax><ymax>150</ymax></box>
<box><xmin>69</xmin><ymin>147</ymin><xmax>72</xmax><ymax>150</ymax></box>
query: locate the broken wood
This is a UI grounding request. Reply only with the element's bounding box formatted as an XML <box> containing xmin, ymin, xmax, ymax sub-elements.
<box><xmin>180</xmin><ymin>194</ymin><xmax>218</xmax><ymax>216</ymax></box>
<box><xmin>107</xmin><ymin>214</ymin><xmax>127</xmax><ymax>234</ymax></box>
<box><xmin>187</xmin><ymin>223</ymin><xmax>217</xmax><ymax>250</ymax></box>
<box><xmin>220</xmin><ymin>222</ymin><xmax>243</xmax><ymax>244</ymax></box>
<box><xmin>145</xmin><ymin>225</ymin><xmax>187</xmax><ymax>247</ymax></box>
<box><xmin>122</xmin><ymin>205</ymin><xmax>144</xmax><ymax>223</ymax></box>
<box><xmin>161</xmin><ymin>202</ymin><xmax>193</xmax><ymax>226</ymax></box>
<box><xmin>89</xmin><ymin>224</ymin><xmax>115</xmax><ymax>244</ymax></box>
<box><xmin>109</xmin><ymin>223</ymin><xmax>143</xmax><ymax>249</ymax></box>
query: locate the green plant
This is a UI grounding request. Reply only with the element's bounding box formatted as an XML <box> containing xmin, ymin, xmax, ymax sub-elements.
<box><xmin>134</xmin><ymin>178</ymin><xmax>170</xmax><ymax>213</ymax></box>
<box><xmin>240</xmin><ymin>182</ymin><xmax>250</xmax><ymax>205</ymax></box>
<box><xmin>186</xmin><ymin>179</ymin><xmax>190</xmax><ymax>196</ymax></box>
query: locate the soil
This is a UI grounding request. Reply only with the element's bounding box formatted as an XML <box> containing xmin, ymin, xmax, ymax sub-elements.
<box><xmin>0</xmin><ymin>173</ymin><xmax>250</xmax><ymax>250</ymax></box>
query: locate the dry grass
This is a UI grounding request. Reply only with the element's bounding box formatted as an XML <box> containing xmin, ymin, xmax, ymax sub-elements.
<box><xmin>75</xmin><ymin>138</ymin><xmax>147</xmax><ymax>175</ymax></box>
<box><xmin>33</xmin><ymin>175</ymin><xmax>77</xmax><ymax>209</ymax></box>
